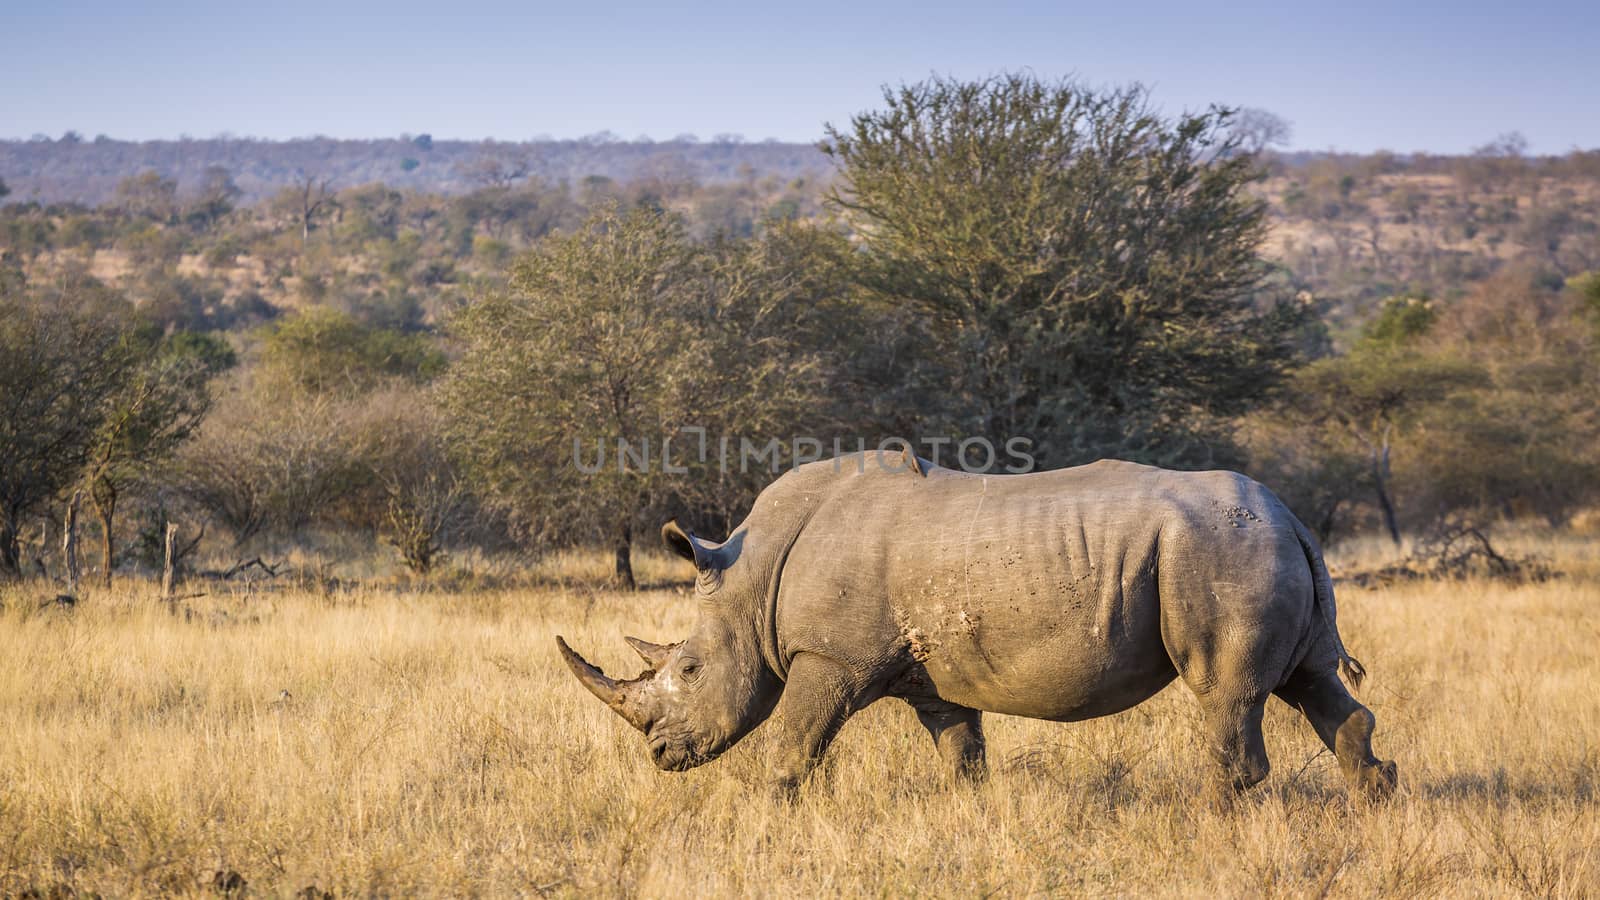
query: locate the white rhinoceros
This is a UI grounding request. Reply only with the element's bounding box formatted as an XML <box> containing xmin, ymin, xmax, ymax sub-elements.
<box><xmin>558</xmin><ymin>452</ymin><xmax>1398</xmax><ymax>799</ymax></box>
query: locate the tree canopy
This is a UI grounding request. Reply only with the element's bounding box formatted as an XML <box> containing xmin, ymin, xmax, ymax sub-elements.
<box><xmin>824</xmin><ymin>74</ymin><xmax>1308</xmax><ymax>468</ymax></box>
<box><xmin>442</xmin><ymin>205</ymin><xmax>840</xmax><ymax>586</ymax></box>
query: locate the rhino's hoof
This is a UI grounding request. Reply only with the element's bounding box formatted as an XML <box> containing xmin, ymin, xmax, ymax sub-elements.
<box><xmin>1358</xmin><ymin>760</ymin><xmax>1399</xmax><ymax>802</ymax></box>
<box><xmin>953</xmin><ymin>759</ymin><xmax>989</xmax><ymax>785</ymax></box>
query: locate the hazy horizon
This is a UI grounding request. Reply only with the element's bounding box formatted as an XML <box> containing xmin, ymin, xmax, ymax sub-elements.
<box><xmin>4</xmin><ymin>0</ymin><xmax>1598</xmax><ymax>155</ymax></box>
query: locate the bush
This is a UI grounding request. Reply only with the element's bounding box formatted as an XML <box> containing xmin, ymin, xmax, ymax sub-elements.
<box><xmin>259</xmin><ymin>306</ymin><xmax>444</xmax><ymax>394</ymax></box>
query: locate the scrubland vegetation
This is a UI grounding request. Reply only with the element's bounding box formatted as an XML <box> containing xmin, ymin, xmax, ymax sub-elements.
<box><xmin>3</xmin><ymin>77</ymin><xmax>1596</xmax><ymax>587</ymax></box>
<box><xmin>1</xmin><ymin>535</ymin><xmax>1597</xmax><ymax>896</ymax></box>
<box><xmin>3</xmin><ymin>72</ymin><xmax>1599</xmax><ymax>895</ymax></box>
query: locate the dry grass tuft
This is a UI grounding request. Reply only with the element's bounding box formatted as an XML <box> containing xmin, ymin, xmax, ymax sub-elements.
<box><xmin>2</xmin><ymin>537</ymin><xmax>1598</xmax><ymax>896</ymax></box>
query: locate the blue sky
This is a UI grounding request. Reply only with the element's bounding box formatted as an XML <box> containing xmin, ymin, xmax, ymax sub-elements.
<box><xmin>3</xmin><ymin>0</ymin><xmax>1596</xmax><ymax>154</ymax></box>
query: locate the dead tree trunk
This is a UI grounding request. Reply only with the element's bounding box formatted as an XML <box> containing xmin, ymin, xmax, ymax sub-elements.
<box><xmin>1371</xmin><ymin>439</ymin><xmax>1402</xmax><ymax>547</ymax></box>
<box><xmin>613</xmin><ymin>520</ymin><xmax>636</xmax><ymax>591</ymax></box>
<box><xmin>63</xmin><ymin>491</ymin><xmax>82</xmax><ymax>597</ymax></box>
<box><xmin>161</xmin><ymin>522</ymin><xmax>179</xmax><ymax>602</ymax></box>
<box><xmin>91</xmin><ymin>481</ymin><xmax>117</xmax><ymax>589</ymax></box>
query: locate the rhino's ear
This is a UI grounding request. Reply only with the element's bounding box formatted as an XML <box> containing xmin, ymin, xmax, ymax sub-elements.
<box><xmin>662</xmin><ymin>520</ymin><xmax>717</xmax><ymax>571</ymax></box>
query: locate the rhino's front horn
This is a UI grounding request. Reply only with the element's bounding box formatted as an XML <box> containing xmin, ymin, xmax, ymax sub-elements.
<box><xmin>555</xmin><ymin>636</ymin><xmax>653</xmax><ymax>732</ymax></box>
<box><xmin>625</xmin><ymin>635</ymin><xmax>678</xmax><ymax>669</ymax></box>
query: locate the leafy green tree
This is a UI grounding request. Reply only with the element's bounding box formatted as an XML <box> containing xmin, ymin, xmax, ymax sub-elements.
<box><xmin>444</xmin><ymin>205</ymin><xmax>702</xmax><ymax>588</ymax></box>
<box><xmin>82</xmin><ymin>329</ymin><xmax>233</xmax><ymax>586</ymax></box>
<box><xmin>1265</xmin><ymin>275</ymin><xmax>1600</xmax><ymax>543</ymax></box>
<box><xmin>443</xmin><ymin>206</ymin><xmax>834</xmax><ymax>587</ymax></box>
<box><xmin>687</xmin><ymin>220</ymin><xmax>874</xmax><ymax>527</ymax></box>
<box><xmin>0</xmin><ymin>278</ymin><xmax>131</xmax><ymax>576</ymax></box>
<box><xmin>1278</xmin><ymin>297</ymin><xmax>1483</xmax><ymax>544</ymax></box>
<box><xmin>1406</xmin><ymin>272</ymin><xmax>1600</xmax><ymax>524</ymax></box>
<box><xmin>452</xmin><ymin>184</ymin><xmax>557</xmax><ymax>242</ymax></box>
<box><xmin>1290</xmin><ymin>353</ymin><xmax>1480</xmax><ymax>544</ymax></box>
<box><xmin>339</xmin><ymin>184</ymin><xmax>404</xmax><ymax>243</ymax></box>
<box><xmin>0</xmin><ymin>213</ymin><xmax>55</xmax><ymax>262</ymax></box>
<box><xmin>1361</xmin><ymin>293</ymin><xmax>1437</xmax><ymax>346</ymax></box>
<box><xmin>824</xmin><ymin>74</ymin><xmax>1305</xmax><ymax>468</ymax></box>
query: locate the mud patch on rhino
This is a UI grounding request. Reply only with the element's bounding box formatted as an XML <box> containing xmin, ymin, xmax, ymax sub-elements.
<box><xmin>926</xmin><ymin>604</ymin><xmax>982</xmax><ymax>640</ymax></box>
<box><xmin>891</xmin><ymin>605</ymin><xmax>940</xmax><ymax>661</ymax></box>
<box><xmin>1220</xmin><ymin>504</ymin><xmax>1261</xmax><ymax>528</ymax></box>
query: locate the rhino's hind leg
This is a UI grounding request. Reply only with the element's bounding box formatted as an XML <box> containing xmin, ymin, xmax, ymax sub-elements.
<box><xmin>1166</xmin><ymin>633</ymin><xmax>1275</xmax><ymax>798</ymax></box>
<box><xmin>907</xmin><ymin>699</ymin><xmax>986</xmax><ymax>783</ymax></box>
<box><xmin>1274</xmin><ymin>667</ymin><xmax>1398</xmax><ymax>801</ymax></box>
<box><xmin>1199</xmin><ymin>695</ymin><xmax>1272</xmax><ymax>800</ymax></box>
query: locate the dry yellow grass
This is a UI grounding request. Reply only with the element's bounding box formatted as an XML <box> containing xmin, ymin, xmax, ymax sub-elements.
<box><xmin>2</xmin><ymin>539</ymin><xmax>1598</xmax><ymax>897</ymax></box>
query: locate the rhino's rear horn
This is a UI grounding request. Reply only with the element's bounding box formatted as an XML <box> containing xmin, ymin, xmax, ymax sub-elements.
<box><xmin>625</xmin><ymin>635</ymin><xmax>679</xmax><ymax>669</ymax></box>
<box><xmin>555</xmin><ymin>636</ymin><xmax>653</xmax><ymax>732</ymax></box>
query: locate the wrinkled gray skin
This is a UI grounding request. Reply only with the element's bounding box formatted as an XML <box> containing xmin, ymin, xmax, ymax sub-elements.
<box><xmin>558</xmin><ymin>451</ymin><xmax>1399</xmax><ymax>800</ymax></box>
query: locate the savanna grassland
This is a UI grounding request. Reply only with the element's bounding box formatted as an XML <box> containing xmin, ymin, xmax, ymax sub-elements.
<box><xmin>2</xmin><ymin>536</ymin><xmax>1598</xmax><ymax>898</ymax></box>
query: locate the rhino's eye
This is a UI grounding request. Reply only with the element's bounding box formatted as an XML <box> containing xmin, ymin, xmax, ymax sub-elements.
<box><xmin>680</xmin><ymin>660</ymin><xmax>703</xmax><ymax>682</ymax></box>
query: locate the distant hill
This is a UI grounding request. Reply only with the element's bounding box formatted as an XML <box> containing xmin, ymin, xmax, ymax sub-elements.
<box><xmin>0</xmin><ymin>136</ymin><xmax>833</xmax><ymax>206</ymax></box>
<box><xmin>5</xmin><ymin>136</ymin><xmax>1596</xmax><ymax>339</ymax></box>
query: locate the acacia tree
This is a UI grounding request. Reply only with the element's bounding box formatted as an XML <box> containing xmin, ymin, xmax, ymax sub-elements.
<box><xmin>824</xmin><ymin>74</ymin><xmax>1307</xmax><ymax>468</ymax></box>
<box><xmin>443</xmin><ymin>206</ymin><xmax>834</xmax><ymax>587</ymax></box>
<box><xmin>0</xmin><ymin>279</ymin><xmax>129</xmax><ymax>577</ymax></box>
<box><xmin>81</xmin><ymin>331</ymin><xmax>232</xmax><ymax>586</ymax></box>
<box><xmin>1279</xmin><ymin>297</ymin><xmax>1484</xmax><ymax>544</ymax></box>
<box><xmin>444</xmin><ymin>205</ymin><xmax>707</xmax><ymax>588</ymax></box>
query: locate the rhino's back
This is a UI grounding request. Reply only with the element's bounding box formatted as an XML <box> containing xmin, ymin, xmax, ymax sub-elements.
<box><xmin>775</xmin><ymin>457</ymin><xmax>1308</xmax><ymax>720</ymax></box>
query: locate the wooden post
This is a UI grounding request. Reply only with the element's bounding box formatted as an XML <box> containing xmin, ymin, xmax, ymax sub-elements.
<box><xmin>161</xmin><ymin>522</ymin><xmax>179</xmax><ymax>602</ymax></box>
<box><xmin>63</xmin><ymin>491</ymin><xmax>81</xmax><ymax>598</ymax></box>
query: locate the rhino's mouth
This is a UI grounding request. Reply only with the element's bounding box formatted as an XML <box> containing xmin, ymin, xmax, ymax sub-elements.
<box><xmin>649</xmin><ymin>734</ymin><xmax>720</xmax><ymax>771</ymax></box>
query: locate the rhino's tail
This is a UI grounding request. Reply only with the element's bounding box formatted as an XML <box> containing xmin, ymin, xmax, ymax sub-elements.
<box><xmin>1290</xmin><ymin>515</ymin><xmax>1367</xmax><ymax>690</ymax></box>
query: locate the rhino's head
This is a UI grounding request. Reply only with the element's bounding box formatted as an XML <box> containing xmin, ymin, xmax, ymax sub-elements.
<box><xmin>556</xmin><ymin>520</ymin><xmax>784</xmax><ymax>771</ymax></box>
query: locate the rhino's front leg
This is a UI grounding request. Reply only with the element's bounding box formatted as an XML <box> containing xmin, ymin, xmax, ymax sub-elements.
<box><xmin>767</xmin><ymin>652</ymin><xmax>861</xmax><ymax>799</ymax></box>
